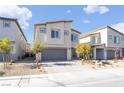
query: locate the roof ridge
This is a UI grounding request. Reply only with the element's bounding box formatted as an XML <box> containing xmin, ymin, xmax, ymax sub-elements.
<box><xmin>34</xmin><ymin>20</ymin><xmax>73</xmax><ymax>25</ymax></box>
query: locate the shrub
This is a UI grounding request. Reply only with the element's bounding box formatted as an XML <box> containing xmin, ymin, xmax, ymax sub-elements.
<box><xmin>0</xmin><ymin>71</ymin><xmax>5</xmax><ymax>76</ymax></box>
<box><xmin>76</xmin><ymin>44</ymin><xmax>92</xmax><ymax>60</ymax></box>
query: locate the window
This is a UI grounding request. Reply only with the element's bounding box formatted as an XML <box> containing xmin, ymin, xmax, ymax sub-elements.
<box><xmin>71</xmin><ymin>34</ymin><xmax>73</xmax><ymax>41</ymax></box>
<box><xmin>51</xmin><ymin>30</ymin><xmax>59</xmax><ymax>38</ymax></box>
<box><xmin>121</xmin><ymin>36</ymin><xmax>124</xmax><ymax>41</ymax></box>
<box><xmin>108</xmin><ymin>35</ymin><xmax>112</xmax><ymax>40</ymax></box>
<box><xmin>114</xmin><ymin>36</ymin><xmax>120</xmax><ymax>44</ymax></box>
<box><xmin>91</xmin><ymin>36</ymin><xmax>95</xmax><ymax>44</ymax></box>
<box><xmin>71</xmin><ymin>34</ymin><xmax>78</xmax><ymax>42</ymax></box>
<box><xmin>3</xmin><ymin>21</ymin><xmax>11</xmax><ymax>28</ymax></box>
<box><xmin>40</xmin><ymin>28</ymin><xmax>46</xmax><ymax>33</ymax></box>
<box><xmin>51</xmin><ymin>30</ymin><xmax>55</xmax><ymax>38</ymax></box>
<box><xmin>64</xmin><ymin>30</ymin><xmax>69</xmax><ymax>35</ymax></box>
<box><xmin>56</xmin><ymin>31</ymin><xmax>59</xmax><ymax>38</ymax></box>
<box><xmin>10</xmin><ymin>46</ymin><xmax>15</xmax><ymax>53</ymax></box>
<box><xmin>91</xmin><ymin>36</ymin><xmax>99</xmax><ymax>44</ymax></box>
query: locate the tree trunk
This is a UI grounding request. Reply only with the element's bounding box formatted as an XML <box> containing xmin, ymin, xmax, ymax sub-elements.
<box><xmin>2</xmin><ymin>54</ymin><xmax>6</xmax><ymax>69</ymax></box>
<box><xmin>5</xmin><ymin>54</ymin><xmax>7</xmax><ymax>68</ymax></box>
<box><xmin>36</xmin><ymin>53</ymin><xmax>41</xmax><ymax>69</ymax></box>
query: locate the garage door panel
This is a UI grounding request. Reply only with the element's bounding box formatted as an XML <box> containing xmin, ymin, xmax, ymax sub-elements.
<box><xmin>107</xmin><ymin>50</ymin><xmax>115</xmax><ymax>59</ymax></box>
<box><xmin>96</xmin><ymin>49</ymin><xmax>104</xmax><ymax>60</ymax></box>
<box><xmin>0</xmin><ymin>54</ymin><xmax>3</xmax><ymax>62</ymax></box>
<box><xmin>42</xmin><ymin>49</ymin><xmax>67</xmax><ymax>61</ymax></box>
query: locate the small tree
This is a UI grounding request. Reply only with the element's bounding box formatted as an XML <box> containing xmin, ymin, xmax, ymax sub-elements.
<box><xmin>33</xmin><ymin>42</ymin><xmax>43</xmax><ymax>69</ymax></box>
<box><xmin>76</xmin><ymin>44</ymin><xmax>92</xmax><ymax>61</ymax></box>
<box><xmin>0</xmin><ymin>38</ymin><xmax>11</xmax><ymax>68</ymax></box>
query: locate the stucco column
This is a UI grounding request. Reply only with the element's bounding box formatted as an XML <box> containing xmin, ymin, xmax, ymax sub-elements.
<box><xmin>77</xmin><ymin>53</ymin><xmax>80</xmax><ymax>58</ymax></box>
<box><xmin>104</xmin><ymin>48</ymin><xmax>107</xmax><ymax>60</ymax></box>
<box><xmin>120</xmin><ymin>48</ymin><xmax>122</xmax><ymax>57</ymax></box>
<box><xmin>67</xmin><ymin>48</ymin><xmax>71</xmax><ymax>60</ymax></box>
<box><xmin>93</xmin><ymin>47</ymin><xmax>96</xmax><ymax>59</ymax></box>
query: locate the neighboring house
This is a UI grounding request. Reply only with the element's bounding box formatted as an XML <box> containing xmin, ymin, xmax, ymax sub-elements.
<box><xmin>34</xmin><ymin>20</ymin><xmax>81</xmax><ymax>61</ymax></box>
<box><xmin>80</xmin><ymin>26</ymin><xmax>124</xmax><ymax>60</ymax></box>
<box><xmin>25</xmin><ymin>43</ymin><xmax>31</xmax><ymax>53</ymax></box>
<box><xmin>0</xmin><ymin>17</ymin><xmax>27</xmax><ymax>61</ymax></box>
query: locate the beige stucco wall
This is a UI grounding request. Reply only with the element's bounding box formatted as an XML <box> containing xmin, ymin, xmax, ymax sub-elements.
<box><xmin>91</xmin><ymin>28</ymin><xmax>107</xmax><ymax>45</ymax></box>
<box><xmin>0</xmin><ymin>19</ymin><xmax>27</xmax><ymax>60</ymax></box>
<box><xmin>80</xmin><ymin>28</ymin><xmax>108</xmax><ymax>46</ymax></box>
<box><xmin>34</xmin><ymin>21</ymin><xmax>81</xmax><ymax>60</ymax></box>
<box><xmin>0</xmin><ymin>19</ymin><xmax>16</xmax><ymax>41</ymax></box>
<box><xmin>80</xmin><ymin>36</ymin><xmax>90</xmax><ymax>44</ymax></box>
<box><xmin>35</xmin><ymin>22</ymin><xmax>72</xmax><ymax>48</ymax></box>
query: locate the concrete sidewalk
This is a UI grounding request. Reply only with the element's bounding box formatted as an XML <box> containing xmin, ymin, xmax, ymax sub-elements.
<box><xmin>0</xmin><ymin>67</ymin><xmax>124</xmax><ymax>87</ymax></box>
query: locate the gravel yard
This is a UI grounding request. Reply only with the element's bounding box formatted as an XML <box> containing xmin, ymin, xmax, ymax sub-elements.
<box><xmin>0</xmin><ymin>58</ymin><xmax>124</xmax><ymax>77</ymax></box>
<box><xmin>0</xmin><ymin>57</ymin><xmax>47</xmax><ymax>77</ymax></box>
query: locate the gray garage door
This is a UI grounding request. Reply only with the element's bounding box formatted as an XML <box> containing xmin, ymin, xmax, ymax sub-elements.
<box><xmin>96</xmin><ymin>49</ymin><xmax>104</xmax><ymax>60</ymax></box>
<box><xmin>0</xmin><ymin>53</ymin><xmax>3</xmax><ymax>62</ymax></box>
<box><xmin>42</xmin><ymin>49</ymin><xmax>67</xmax><ymax>61</ymax></box>
<box><xmin>107</xmin><ymin>50</ymin><xmax>115</xmax><ymax>59</ymax></box>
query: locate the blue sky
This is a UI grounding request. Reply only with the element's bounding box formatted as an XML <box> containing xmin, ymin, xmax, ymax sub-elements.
<box><xmin>19</xmin><ymin>5</ymin><xmax>124</xmax><ymax>45</ymax></box>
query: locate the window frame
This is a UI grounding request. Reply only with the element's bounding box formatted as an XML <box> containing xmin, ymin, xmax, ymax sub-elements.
<box><xmin>40</xmin><ymin>27</ymin><xmax>46</xmax><ymax>33</ymax></box>
<box><xmin>64</xmin><ymin>30</ymin><xmax>69</xmax><ymax>35</ymax></box>
<box><xmin>71</xmin><ymin>34</ymin><xmax>78</xmax><ymax>42</ymax></box>
<box><xmin>108</xmin><ymin>35</ymin><xmax>112</xmax><ymax>40</ymax></box>
<box><xmin>121</xmin><ymin>36</ymin><xmax>124</xmax><ymax>41</ymax></box>
<box><xmin>51</xmin><ymin>29</ymin><xmax>60</xmax><ymax>39</ymax></box>
<box><xmin>114</xmin><ymin>36</ymin><xmax>120</xmax><ymax>44</ymax></box>
<box><xmin>10</xmin><ymin>45</ymin><xmax>15</xmax><ymax>54</ymax></box>
<box><xmin>3</xmin><ymin>20</ymin><xmax>11</xmax><ymax>28</ymax></box>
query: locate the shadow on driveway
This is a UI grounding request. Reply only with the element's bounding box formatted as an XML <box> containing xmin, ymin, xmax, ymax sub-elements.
<box><xmin>53</xmin><ymin>63</ymin><xmax>74</xmax><ymax>66</ymax></box>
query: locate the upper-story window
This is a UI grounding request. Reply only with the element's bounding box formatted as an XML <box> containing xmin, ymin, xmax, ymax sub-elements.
<box><xmin>3</xmin><ymin>21</ymin><xmax>11</xmax><ymax>28</ymax></box>
<box><xmin>71</xmin><ymin>34</ymin><xmax>78</xmax><ymax>42</ymax></box>
<box><xmin>64</xmin><ymin>30</ymin><xmax>69</xmax><ymax>35</ymax></box>
<box><xmin>108</xmin><ymin>35</ymin><xmax>112</xmax><ymax>40</ymax></box>
<box><xmin>40</xmin><ymin>27</ymin><xmax>46</xmax><ymax>33</ymax></box>
<box><xmin>10</xmin><ymin>45</ymin><xmax>15</xmax><ymax>54</ymax></box>
<box><xmin>51</xmin><ymin>30</ymin><xmax>60</xmax><ymax>39</ymax></box>
<box><xmin>91</xmin><ymin>35</ymin><xmax>100</xmax><ymax>44</ymax></box>
<box><xmin>114</xmin><ymin>36</ymin><xmax>120</xmax><ymax>44</ymax></box>
<box><xmin>121</xmin><ymin>36</ymin><xmax>124</xmax><ymax>41</ymax></box>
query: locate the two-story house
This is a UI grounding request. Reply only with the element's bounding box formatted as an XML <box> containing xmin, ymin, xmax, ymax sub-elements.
<box><xmin>80</xmin><ymin>26</ymin><xmax>124</xmax><ymax>60</ymax></box>
<box><xmin>0</xmin><ymin>17</ymin><xmax>27</xmax><ymax>61</ymax></box>
<box><xmin>34</xmin><ymin>20</ymin><xmax>81</xmax><ymax>61</ymax></box>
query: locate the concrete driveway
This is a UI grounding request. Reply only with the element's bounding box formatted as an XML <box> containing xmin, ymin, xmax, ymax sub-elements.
<box><xmin>42</xmin><ymin>61</ymin><xmax>90</xmax><ymax>73</ymax></box>
<box><xmin>0</xmin><ymin>61</ymin><xmax>124</xmax><ymax>87</ymax></box>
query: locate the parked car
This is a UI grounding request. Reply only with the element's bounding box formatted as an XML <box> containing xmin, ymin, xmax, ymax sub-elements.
<box><xmin>118</xmin><ymin>56</ymin><xmax>124</xmax><ymax>59</ymax></box>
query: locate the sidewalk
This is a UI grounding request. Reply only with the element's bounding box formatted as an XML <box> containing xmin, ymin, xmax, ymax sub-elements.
<box><xmin>0</xmin><ymin>67</ymin><xmax>124</xmax><ymax>87</ymax></box>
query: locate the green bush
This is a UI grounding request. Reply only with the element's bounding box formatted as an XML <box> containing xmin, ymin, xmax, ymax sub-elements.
<box><xmin>9</xmin><ymin>60</ymin><xmax>15</xmax><ymax>65</ymax></box>
<box><xmin>0</xmin><ymin>71</ymin><xmax>5</xmax><ymax>76</ymax></box>
<box><xmin>11</xmin><ymin>60</ymin><xmax>15</xmax><ymax>63</ymax></box>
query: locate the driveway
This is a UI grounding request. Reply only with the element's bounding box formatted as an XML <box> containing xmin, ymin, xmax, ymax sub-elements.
<box><xmin>0</xmin><ymin>61</ymin><xmax>124</xmax><ymax>87</ymax></box>
<box><xmin>42</xmin><ymin>61</ymin><xmax>90</xmax><ymax>73</ymax></box>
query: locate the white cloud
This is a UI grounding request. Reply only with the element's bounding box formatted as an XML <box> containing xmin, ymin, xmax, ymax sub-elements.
<box><xmin>66</xmin><ymin>10</ymin><xmax>71</xmax><ymax>14</ymax></box>
<box><xmin>83</xmin><ymin>20</ymin><xmax>91</xmax><ymax>24</ymax></box>
<box><xmin>112</xmin><ymin>22</ymin><xmax>124</xmax><ymax>33</ymax></box>
<box><xmin>83</xmin><ymin>5</ymin><xmax>109</xmax><ymax>14</ymax></box>
<box><xmin>0</xmin><ymin>5</ymin><xmax>32</xmax><ymax>29</ymax></box>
